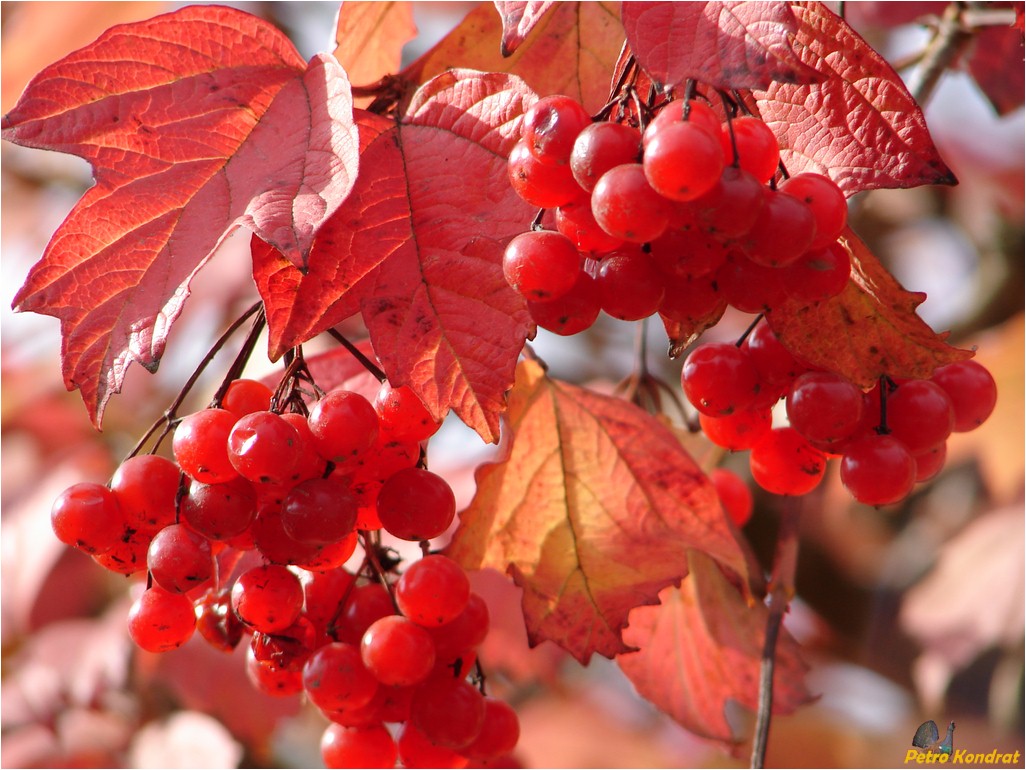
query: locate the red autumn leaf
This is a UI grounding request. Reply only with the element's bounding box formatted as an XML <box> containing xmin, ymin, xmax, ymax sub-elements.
<box><xmin>494</xmin><ymin>1</ymin><xmax>557</xmax><ymax>56</ymax></box>
<box><xmin>967</xmin><ymin>21</ymin><xmax>1025</xmax><ymax>116</ymax></box>
<box><xmin>254</xmin><ymin>70</ymin><xmax>536</xmax><ymax>443</ymax></box>
<box><xmin>333</xmin><ymin>1</ymin><xmax>417</xmax><ymax>101</ymax></box>
<box><xmin>749</xmin><ymin>2</ymin><xmax>955</xmax><ymax>195</ymax></box>
<box><xmin>258</xmin><ymin>342</ymin><xmax>383</xmax><ymax>405</ymax></box>
<box><xmin>403</xmin><ymin>2</ymin><xmax>624</xmax><ymax>113</ymax></box>
<box><xmin>5</xmin><ymin>6</ymin><xmax>360</xmax><ymax>426</ymax></box>
<box><xmin>447</xmin><ymin>360</ymin><xmax>750</xmax><ymax>663</ymax></box>
<box><xmin>621</xmin><ymin>1</ymin><xmax>822</xmax><ymax>90</ymax></box>
<box><xmin>618</xmin><ymin>550</ymin><xmax>812</xmax><ymax>744</ymax></box>
<box><xmin>766</xmin><ymin>229</ymin><xmax>972</xmax><ymax>388</ymax></box>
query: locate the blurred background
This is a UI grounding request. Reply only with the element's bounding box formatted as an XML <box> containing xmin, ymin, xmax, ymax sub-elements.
<box><xmin>2</xmin><ymin>2</ymin><xmax>1023</xmax><ymax>767</ymax></box>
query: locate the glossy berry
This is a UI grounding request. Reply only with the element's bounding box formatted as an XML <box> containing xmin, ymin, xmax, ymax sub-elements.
<box><xmin>374</xmin><ymin>382</ymin><xmax>441</xmax><ymax>443</ymax></box>
<box><xmin>721</xmin><ymin>116</ymin><xmax>779</xmax><ymax>183</ymax></box>
<box><xmin>710</xmin><ymin>468</ymin><xmax>754</xmax><ymax>528</ymax></box>
<box><xmin>596</xmin><ymin>248</ymin><xmax>665</xmax><ymax>321</ymax></box>
<box><xmin>715</xmin><ymin>252</ymin><xmax>787</xmax><ymax>313</ymax></box>
<box><xmin>227</xmin><ymin>410</ymin><xmax>300</xmax><ymax>485</ymax></box>
<box><xmin>507</xmin><ymin>139</ymin><xmax>584</xmax><ymax>208</ymax></box>
<box><xmin>779</xmin><ymin>172</ymin><xmax>848</xmax><ymax>249</ymax></box>
<box><xmin>685</xmin><ymin>165</ymin><xmax>765</xmax><ymax>240</ymax></box>
<box><xmin>786</xmin><ymin>371</ymin><xmax>864</xmax><ymax>445</ymax></box>
<box><xmin>173</xmin><ymin>408</ymin><xmax>239</xmax><ymax>484</ymax></box>
<box><xmin>521</xmin><ymin>94</ymin><xmax>591</xmax><ymax>166</ymax></box>
<box><xmin>231</xmin><ymin>564</ymin><xmax>305</xmax><ymax>634</ymax></box>
<box><xmin>643</xmin><ymin>121</ymin><xmax>724</xmax><ymax>202</ymax></box>
<box><xmin>840</xmin><ymin>434</ymin><xmax>917</xmax><ymax>506</ymax></box>
<box><xmin>740</xmin><ymin>188</ymin><xmax>817</xmax><ymax>268</ymax></box>
<box><xmin>396</xmin><ymin>722</ymin><xmax>468</xmax><ymax>769</ymax></box>
<box><xmin>51</xmin><ymin>482</ymin><xmax>125</xmax><ymax>554</ymax></box>
<box><xmin>644</xmin><ymin>99</ymin><xmax>721</xmax><ymax>145</ymax></box>
<box><xmin>180</xmin><ymin>476</ymin><xmax>257</xmax><ymax>541</ymax></box>
<box><xmin>913</xmin><ymin>443</ymin><xmax>947</xmax><ymax>483</ymax></box>
<box><xmin>308</xmin><ymin>390</ymin><xmax>380</xmax><ymax>464</ymax></box>
<box><xmin>930</xmin><ymin>360</ymin><xmax>997</xmax><ymax>432</ymax></box>
<box><xmin>222</xmin><ymin>378</ymin><xmax>274</xmax><ymax>417</ymax></box>
<box><xmin>681</xmin><ymin>343</ymin><xmax>760</xmax><ymax>416</ymax></box>
<box><xmin>885</xmin><ymin>379</ymin><xmax>955</xmax><ymax>454</ymax></box>
<box><xmin>337</xmin><ymin>582</ymin><xmax>396</xmax><ymax>646</ymax></box>
<box><xmin>361</xmin><ymin>615</ymin><xmax>437</xmax><ymax>686</ymax></box>
<box><xmin>555</xmin><ymin>199</ymin><xmax>625</xmax><ymax>255</ymax></box>
<box><xmin>247</xmin><ymin>646</ymin><xmax>304</xmax><ymax>697</ymax></box>
<box><xmin>743</xmin><ymin>322</ymin><xmax>806</xmax><ymax>388</ymax></box>
<box><xmin>779</xmin><ymin>242</ymin><xmax>852</xmax><ymax>304</ymax></box>
<box><xmin>699</xmin><ymin>407</ymin><xmax>772</xmax><ymax>451</ymax></box>
<box><xmin>195</xmin><ymin>589</ymin><xmax>245</xmax><ymax>653</ymax></box>
<box><xmin>503</xmin><ymin>230</ymin><xmax>582</xmax><ymax>302</ymax></box>
<box><xmin>110</xmin><ymin>454</ymin><xmax>180</xmax><ymax>532</ymax></box>
<box><xmin>570</xmin><ymin>121</ymin><xmax>642</xmax><ymax>192</ymax></box>
<box><xmin>527</xmin><ymin>269</ymin><xmax>602</xmax><ymax>336</ymax></box>
<box><xmin>749</xmin><ymin>427</ymin><xmax>827</xmax><ymax>496</ymax></box>
<box><xmin>649</xmin><ymin>227</ymin><xmax>729</xmax><ymax>281</ymax></box>
<box><xmin>376</xmin><ymin>467</ymin><xmax>456</xmax><ymax>542</ymax></box>
<box><xmin>127</xmin><ymin>586</ymin><xmax>196</xmax><ymax>653</ymax></box>
<box><xmin>462</xmin><ymin>697</ymin><xmax>521</xmax><ymax>762</ymax></box>
<box><xmin>591</xmin><ymin>164</ymin><xmax>670</xmax><ymax>243</ymax></box>
<box><xmin>147</xmin><ymin>523</ymin><xmax>214</xmax><ymax>593</ymax></box>
<box><xmin>410</xmin><ymin>673</ymin><xmax>485</xmax><ymax>749</ymax></box>
<box><xmin>303</xmin><ymin>642</ymin><xmax>379</xmax><ymax>712</ymax></box>
<box><xmin>281</xmin><ymin>476</ymin><xmax>359</xmax><ymax>545</ymax></box>
<box><xmin>321</xmin><ymin>723</ymin><xmax>397</xmax><ymax>770</ymax></box>
<box><xmin>396</xmin><ymin>555</ymin><xmax>470</xmax><ymax>628</ymax></box>
<box><xmin>427</xmin><ymin>593</ymin><xmax>490</xmax><ymax>662</ymax></box>
<box><xmin>657</xmin><ymin>273</ymin><xmax>725</xmax><ymax>327</ymax></box>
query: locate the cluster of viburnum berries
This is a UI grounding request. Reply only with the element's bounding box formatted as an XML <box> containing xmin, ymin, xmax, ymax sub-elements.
<box><xmin>50</xmin><ymin>378</ymin><xmax>519</xmax><ymax>768</ymax></box>
<box><xmin>504</xmin><ymin>93</ymin><xmax>997</xmax><ymax>511</ymax></box>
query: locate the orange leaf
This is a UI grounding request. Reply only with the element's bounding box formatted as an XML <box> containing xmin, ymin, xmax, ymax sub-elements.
<box><xmin>447</xmin><ymin>360</ymin><xmax>750</xmax><ymax>663</ymax></box>
<box><xmin>618</xmin><ymin>550</ymin><xmax>813</xmax><ymax>744</ymax></box>
<box><xmin>494</xmin><ymin>1</ymin><xmax>557</xmax><ymax>56</ymax></box>
<box><xmin>333</xmin><ymin>1</ymin><xmax>417</xmax><ymax>105</ymax></box>
<box><xmin>403</xmin><ymin>2</ymin><xmax>624</xmax><ymax>113</ymax></box>
<box><xmin>767</xmin><ymin>230</ymin><xmax>972</xmax><ymax>388</ymax></box>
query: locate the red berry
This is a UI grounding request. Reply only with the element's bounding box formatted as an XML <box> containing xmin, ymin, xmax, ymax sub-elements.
<box><xmin>173</xmin><ymin>408</ymin><xmax>239</xmax><ymax>484</ymax></box>
<box><xmin>643</xmin><ymin>121</ymin><xmax>724</xmax><ymax>202</ymax></box>
<box><xmin>596</xmin><ymin>248</ymin><xmax>665</xmax><ymax>321</ymax></box>
<box><xmin>527</xmin><ymin>269</ymin><xmax>602</xmax><ymax>336</ymax></box>
<box><xmin>503</xmin><ymin>230</ymin><xmax>582</xmax><ymax>302</ymax></box>
<box><xmin>231</xmin><ymin>564</ymin><xmax>304</xmax><ymax>634</ymax></box>
<box><xmin>374</xmin><ymin>382</ymin><xmax>441</xmax><ymax>443</ymax></box>
<box><xmin>930</xmin><ymin>360</ymin><xmax>997</xmax><ymax>432</ymax></box>
<box><xmin>591</xmin><ymin>164</ymin><xmax>670</xmax><ymax>243</ymax></box>
<box><xmin>396</xmin><ymin>555</ymin><xmax>470</xmax><ymax>628</ymax></box>
<box><xmin>521</xmin><ymin>94</ymin><xmax>591</xmax><ymax>166</ymax></box>
<box><xmin>127</xmin><ymin>586</ymin><xmax>196</xmax><ymax>653</ymax></box>
<box><xmin>309</xmin><ymin>390</ymin><xmax>380</xmax><ymax>463</ymax></box>
<box><xmin>51</xmin><ymin>482</ymin><xmax>125</xmax><ymax>554</ymax></box>
<box><xmin>749</xmin><ymin>427</ymin><xmax>827</xmax><ymax>496</ymax></box>
<box><xmin>721</xmin><ymin>116</ymin><xmax>779</xmax><ymax>183</ymax></box>
<box><xmin>376</xmin><ymin>467</ymin><xmax>456</xmax><ymax>542</ymax></box>
<box><xmin>681</xmin><ymin>342</ymin><xmax>760</xmax><ymax>416</ymax></box>
<box><xmin>779</xmin><ymin>172</ymin><xmax>848</xmax><ymax>249</ymax></box>
<box><xmin>570</xmin><ymin>121</ymin><xmax>642</xmax><ymax>192</ymax></box>
<box><xmin>507</xmin><ymin>139</ymin><xmax>585</xmax><ymax>208</ymax></box>
<box><xmin>361</xmin><ymin>615</ymin><xmax>437</xmax><ymax>687</ymax></box>
<box><xmin>840</xmin><ymin>434</ymin><xmax>916</xmax><ymax>506</ymax></box>
<box><xmin>710</xmin><ymin>468</ymin><xmax>754</xmax><ymax>528</ymax></box>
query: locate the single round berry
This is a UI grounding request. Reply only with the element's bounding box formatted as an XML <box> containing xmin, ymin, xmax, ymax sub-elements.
<box><xmin>643</xmin><ymin>121</ymin><xmax>725</xmax><ymax>202</ymax></box>
<box><xmin>721</xmin><ymin>116</ymin><xmax>779</xmax><ymax>183</ymax></box>
<box><xmin>527</xmin><ymin>269</ymin><xmax>602</xmax><ymax>336</ymax></box>
<box><xmin>502</xmin><ymin>230</ymin><xmax>583</xmax><ymax>302</ymax></box>
<box><xmin>222</xmin><ymin>378</ymin><xmax>274</xmax><ymax>417</ymax></box>
<box><xmin>462</xmin><ymin>697</ymin><xmax>521</xmax><ymax>762</ymax></box>
<box><xmin>930</xmin><ymin>360</ymin><xmax>997</xmax><ymax>432</ymax></box>
<box><xmin>376</xmin><ymin>467</ymin><xmax>456</xmax><ymax>542</ymax></box>
<box><xmin>570</xmin><ymin>121</ymin><xmax>642</xmax><ymax>192</ymax></box>
<box><xmin>396</xmin><ymin>555</ymin><xmax>470</xmax><ymax>628</ymax></box>
<box><xmin>521</xmin><ymin>94</ymin><xmax>591</xmax><ymax>166</ymax></box>
<box><xmin>596</xmin><ymin>248</ymin><xmax>665</xmax><ymax>321</ymax></box>
<box><xmin>127</xmin><ymin>586</ymin><xmax>196</xmax><ymax>653</ymax></box>
<box><xmin>410</xmin><ymin>673</ymin><xmax>485</xmax><ymax>749</ymax></box>
<box><xmin>644</xmin><ymin>99</ymin><xmax>721</xmax><ymax>145</ymax></box>
<box><xmin>885</xmin><ymin>379</ymin><xmax>955</xmax><ymax>454</ymax></box>
<box><xmin>740</xmin><ymin>188</ymin><xmax>817</xmax><ymax>268</ymax></box>
<box><xmin>749</xmin><ymin>427</ymin><xmax>827</xmax><ymax>496</ymax></box>
<box><xmin>110</xmin><ymin>454</ymin><xmax>180</xmax><ymax>532</ymax></box>
<box><xmin>786</xmin><ymin>371</ymin><xmax>864</xmax><ymax>445</ymax></box>
<box><xmin>681</xmin><ymin>343</ymin><xmax>760</xmax><ymax>416</ymax></box>
<box><xmin>374</xmin><ymin>382</ymin><xmax>441</xmax><ymax>443</ymax></box>
<box><xmin>51</xmin><ymin>482</ymin><xmax>125</xmax><ymax>554</ymax></box>
<box><xmin>227</xmin><ymin>410</ymin><xmax>300</xmax><ymax>485</ymax></box>
<box><xmin>147</xmin><ymin>523</ymin><xmax>214</xmax><ymax>594</ymax></box>
<box><xmin>779</xmin><ymin>242</ymin><xmax>852</xmax><ymax>304</ymax></box>
<box><xmin>321</xmin><ymin>723</ymin><xmax>398</xmax><ymax>770</ymax></box>
<box><xmin>173</xmin><ymin>408</ymin><xmax>239</xmax><ymax>484</ymax></box>
<box><xmin>591</xmin><ymin>164</ymin><xmax>670</xmax><ymax>243</ymax></box>
<box><xmin>303</xmin><ymin>642</ymin><xmax>379</xmax><ymax>713</ymax></box>
<box><xmin>840</xmin><ymin>434</ymin><xmax>916</xmax><ymax>506</ymax></box>
<box><xmin>179</xmin><ymin>476</ymin><xmax>257</xmax><ymax>541</ymax></box>
<box><xmin>308</xmin><ymin>390</ymin><xmax>380</xmax><ymax>463</ymax></box>
<box><xmin>507</xmin><ymin>139</ymin><xmax>585</xmax><ymax>208</ymax></box>
<box><xmin>699</xmin><ymin>407</ymin><xmax>772</xmax><ymax>451</ymax></box>
<box><xmin>779</xmin><ymin>172</ymin><xmax>848</xmax><ymax>249</ymax></box>
<box><xmin>361</xmin><ymin>615</ymin><xmax>437</xmax><ymax>687</ymax></box>
<box><xmin>231</xmin><ymin>564</ymin><xmax>305</xmax><ymax>634</ymax></box>
<box><xmin>555</xmin><ymin>199</ymin><xmax>625</xmax><ymax>255</ymax></box>
<box><xmin>281</xmin><ymin>476</ymin><xmax>359</xmax><ymax>545</ymax></box>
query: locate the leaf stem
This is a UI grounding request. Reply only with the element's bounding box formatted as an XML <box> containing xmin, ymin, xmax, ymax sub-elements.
<box><xmin>325</xmin><ymin>328</ymin><xmax>387</xmax><ymax>382</ymax></box>
<box><xmin>908</xmin><ymin>2</ymin><xmax>974</xmax><ymax>106</ymax></box>
<box><xmin>750</xmin><ymin>496</ymin><xmax>802</xmax><ymax>769</ymax></box>
<box><xmin>122</xmin><ymin>301</ymin><xmax>263</xmax><ymax>462</ymax></box>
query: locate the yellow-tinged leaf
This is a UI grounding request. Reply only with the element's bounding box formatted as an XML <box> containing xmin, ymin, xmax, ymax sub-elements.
<box><xmin>448</xmin><ymin>360</ymin><xmax>750</xmax><ymax>663</ymax></box>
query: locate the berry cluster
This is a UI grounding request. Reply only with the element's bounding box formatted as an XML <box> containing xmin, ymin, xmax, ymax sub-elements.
<box><xmin>50</xmin><ymin>377</ymin><xmax>519</xmax><ymax>768</ymax></box>
<box><xmin>504</xmin><ymin>94</ymin><xmax>851</xmax><ymax>335</ymax></box>
<box><xmin>682</xmin><ymin>323</ymin><xmax>998</xmax><ymax>506</ymax></box>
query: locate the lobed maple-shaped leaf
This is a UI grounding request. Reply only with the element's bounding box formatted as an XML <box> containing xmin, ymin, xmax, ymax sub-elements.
<box><xmin>618</xmin><ymin>550</ymin><xmax>812</xmax><ymax>744</ymax></box>
<box><xmin>4</xmin><ymin>6</ymin><xmax>359</xmax><ymax>426</ymax></box>
<box><xmin>447</xmin><ymin>359</ymin><xmax>750</xmax><ymax>663</ymax></box>
<box><xmin>749</xmin><ymin>1</ymin><xmax>955</xmax><ymax>195</ymax></box>
<box><xmin>494</xmin><ymin>1</ymin><xmax>557</xmax><ymax>56</ymax></box>
<box><xmin>766</xmin><ymin>230</ymin><xmax>972</xmax><ymax>388</ymax></box>
<box><xmin>967</xmin><ymin>20</ymin><xmax>1025</xmax><ymax>116</ymax></box>
<box><xmin>333</xmin><ymin>1</ymin><xmax>417</xmax><ymax>102</ymax></box>
<box><xmin>621</xmin><ymin>1</ymin><xmax>822</xmax><ymax>91</ymax></box>
<box><xmin>254</xmin><ymin>70</ymin><xmax>537</xmax><ymax>443</ymax></box>
<box><xmin>403</xmin><ymin>2</ymin><xmax>624</xmax><ymax>113</ymax></box>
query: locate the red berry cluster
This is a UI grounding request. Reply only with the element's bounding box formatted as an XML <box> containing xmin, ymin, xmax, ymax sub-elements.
<box><xmin>50</xmin><ymin>377</ymin><xmax>519</xmax><ymax>767</ymax></box>
<box><xmin>504</xmin><ymin>94</ymin><xmax>851</xmax><ymax>335</ymax></box>
<box><xmin>683</xmin><ymin>323</ymin><xmax>998</xmax><ymax>506</ymax></box>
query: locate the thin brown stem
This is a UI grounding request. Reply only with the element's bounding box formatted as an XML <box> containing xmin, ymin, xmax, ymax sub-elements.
<box><xmin>908</xmin><ymin>2</ymin><xmax>974</xmax><ymax>106</ymax></box>
<box><xmin>750</xmin><ymin>497</ymin><xmax>802</xmax><ymax>769</ymax></box>
<box><xmin>326</xmin><ymin>328</ymin><xmax>387</xmax><ymax>382</ymax></box>
<box><xmin>123</xmin><ymin>301</ymin><xmax>263</xmax><ymax>462</ymax></box>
